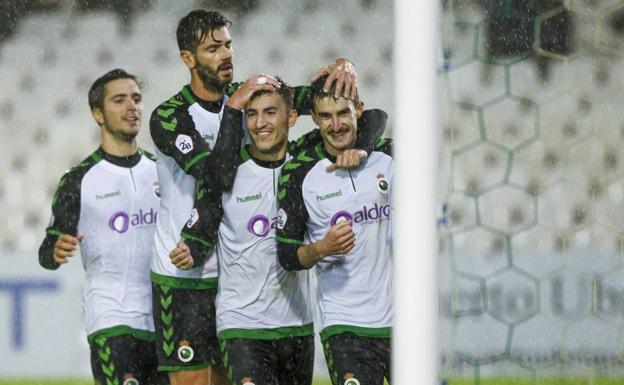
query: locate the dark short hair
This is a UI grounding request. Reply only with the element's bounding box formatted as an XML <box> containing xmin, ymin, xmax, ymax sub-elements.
<box><xmin>88</xmin><ymin>68</ymin><xmax>139</xmax><ymax>110</ymax></box>
<box><xmin>176</xmin><ymin>10</ymin><xmax>232</xmax><ymax>52</ymax></box>
<box><xmin>309</xmin><ymin>74</ymin><xmax>359</xmax><ymax>112</ymax></box>
<box><xmin>249</xmin><ymin>76</ymin><xmax>294</xmax><ymax>111</ymax></box>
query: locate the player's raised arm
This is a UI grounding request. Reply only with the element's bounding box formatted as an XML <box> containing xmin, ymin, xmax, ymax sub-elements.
<box><xmin>150</xmin><ymin>93</ymin><xmax>245</xmax><ymax>190</ymax></box>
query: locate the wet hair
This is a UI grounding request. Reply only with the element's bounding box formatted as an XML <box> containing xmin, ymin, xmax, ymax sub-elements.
<box><xmin>88</xmin><ymin>68</ymin><xmax>140</xmax><ymax>110</ymax></box>
<box><xmin>249</xmin><ymin>76</ymin><xmax>295</xmax><ymax>111</ymax></box>
<box><xmin>176</xmin><ymin>10</ymin><xmax>232</xmax><ymax>52</ymax></box>
<box><xmin>309</xmin><ymin>74</ymin><xmax>359</xmax><ymax>112</ymax></box>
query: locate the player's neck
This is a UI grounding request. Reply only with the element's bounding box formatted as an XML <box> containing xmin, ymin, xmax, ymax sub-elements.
<box><xmin>189</xmin><ymin>77</ymin><xmax>224</xmax><ymax>102</ymax></box>
<box><xmin>100</xmin><ymin>135</ymin><xmax>138</xmax><ymax>157</ymax></box>
<box><xmin>249</xmin><ymin>144</ymin><xmax>287</xmax><ymax>162</ymax></box>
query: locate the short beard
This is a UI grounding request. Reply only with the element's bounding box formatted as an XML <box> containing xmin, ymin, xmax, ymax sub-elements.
<box><xmin>196</xmin><ymin>62</ymin><xmax>230</xmax><ymax>93</ymax></box>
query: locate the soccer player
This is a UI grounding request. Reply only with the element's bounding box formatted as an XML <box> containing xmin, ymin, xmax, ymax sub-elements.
<box><xmin>169</xmin><ymin>76</ymin><xmax>386</xmax><ymax>385</ymax></box>
<box><xmin>276</xmin><ymin>75</ymin><xmax>393</xmax><ymax>385</ymax></box>
<box><xmin>38</xmin><ymin>69</ymin><xmax>167</xmax><ymax>385</ymax></box>
<box><xmin>149</xmin><ymin>9</ymin><xmax>359</xmax><ymax>385</ymax></box>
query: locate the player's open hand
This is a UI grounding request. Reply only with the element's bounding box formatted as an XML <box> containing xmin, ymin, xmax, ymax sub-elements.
<box><xmin>319</xmin><ymin>221</ymin><xmax>355</xmax><ymax>257</ymax></box>
<box><xmin>53</xmin><ymin>234</ymin><xmax>83</xmax><ymax>264</ymax></box>
<box><xmin>169</xmin><ymin>241</ymin><xmax>194</xmax><ymax>270</ymax></box>
<box><xmin>311</xmin><ymin>58</ymin><xmax>358</xmax><ymax>100</ymax></box>
<box><xmin>327</xmin><ymin>149</ymin><xmax>368</xmax><ymax>172</ymax></box>
<box><xmin>226</xmin><ymin>74</ymin><xmax>281</xmax><ymax>110</ymax></box>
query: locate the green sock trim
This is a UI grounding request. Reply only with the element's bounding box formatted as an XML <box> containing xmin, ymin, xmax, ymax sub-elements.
<box><xmin>150</xmin><ymin>271</ymin><xmax>218</xmax><ymax>289</ymax></box>
<box><xmin>320</xmin><ymin>325</ymin><xmax>391</xmax><ymax>342</ymax></box>
<box><xmin>219</xmin><ymin>323</ymin><xmax>314</xmax><ymax>340</ymax></box>
<box><xmin>87</xmin><ymin>325</ymin><xmax>155</xmax><ymax>345</ymax></box>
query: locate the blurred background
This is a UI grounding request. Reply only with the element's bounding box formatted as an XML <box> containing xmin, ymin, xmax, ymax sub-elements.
<box><xmin>10</xmin><ymin>0</ymin><xmax>624</xmax><ymax>383</ymax></box>
<box><xmin>440</xmin><ymin>0</ymin><xmax>624</xmax><ymax>383</ymax></box>
<box><xmin>0</xmin><ymin>0</ymin><xmax>392</xmax><ymax>381</ymax></box>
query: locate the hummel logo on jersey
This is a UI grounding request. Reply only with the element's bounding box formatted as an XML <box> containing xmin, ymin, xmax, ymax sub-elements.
<box><xmin>236</xmin><ymin>192</ymin><xmax>262</xmax><ymax>204</ymax></box>
<box><xmin>175</xmin><ymin>134</ymin><xmax>193</xmax><ymax>154</ymax></box>
<box><xmin>316</xmin><ymin>189</ymin><xmax>342</xmax><ymax>202</ymax></box>
<box><xmin>96</xmin><ymin>190</ymin><xmax>121</xmax><ymax>200</ymax></box>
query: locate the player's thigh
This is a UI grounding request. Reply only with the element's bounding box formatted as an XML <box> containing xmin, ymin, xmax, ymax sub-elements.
<box><xmin>152</xmin><ymin>284</ymin><xmax>222</xmax><ymax>372</ymax></box>
<box><xmin>220</xmin><ymin>338</ymin><xmax>278</xmax><ymax>385</ymax></box>
<box><xmin>276</xmin><ymin>335</ymin><xmax>314</xmax><ymax>385</ymax></box>
<box><xmin>134</xmin><ymin>337</ymin><xmax>170</xmax><ymax>385</ymax></box>
<box><xmin>322</xmin><ymin>333</ymin><xmax>386</xmax><ymax>385</ymax></box>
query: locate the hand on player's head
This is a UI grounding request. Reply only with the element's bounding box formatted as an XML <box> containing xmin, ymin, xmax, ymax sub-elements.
<box><xmin>311</xmin><ymin>58</ymin><xmax>358</xmax><ymax>100</ymax></box>
<box><xmin>169</xmin><ymin>240</ymin><xmax>194</xmax><ymax>270</ymax></box>
<box><xmin>226</xmin><ymin>74</ymin><xmax>281</xmax><ymax>110</ymax></box>
<box><xmin>53</xmin><ymin>234</ymin><xmax>83</xmax><ymax>264</ymax></box>
<box><xmin>327</xmin><ymin>149</ymin><xmax>368</xmax><ymax>172</ymax></box>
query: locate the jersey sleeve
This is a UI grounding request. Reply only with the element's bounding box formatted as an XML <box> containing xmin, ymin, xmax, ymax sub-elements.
<box><xmin>38</xmin><ymin>171</ymin><xmax>82</xmax><ymax>270</ymax></box>
<box><xmin>179</xmin><ymin>182</ymin><xmax>223</xmax><ymax>267</ymax></box>
<box><xmin>354</xmin><ymin>108</ymin><xmax>388</xmax><ymax>154</ymax></box>
<box><xmin>276</xmin><ymin>159</ymin><xmax>311</xmax><ymax>271</ymax></box>
<box><xmin>150</xmin><ymin>100</ymin><xmax>243</xmax><ymax>191</ymax></box>
<box><xmin>374</xmin><ymin>137</ymin><xmax>393</xmax><ymax>157</ymax></box>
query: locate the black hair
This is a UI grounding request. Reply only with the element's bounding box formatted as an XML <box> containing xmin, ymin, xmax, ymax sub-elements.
<box><xmin>88</xmin><ymin>68</ymin><xmax>139</xmax><ymax>110</ymax></box>
<box><xmin>309</xmin><ymin>74</ymin><xmax>359</xmax><ymax>112</ymax></box>
<box><xmin>176</xmin><ymin>9</ymin><xmax>232</xmax><ymax>52</ymax></box>
<box><xmin>249</xmin><ymin>76</ymin><xmax>295</xmax><ymax>110</ymax></box>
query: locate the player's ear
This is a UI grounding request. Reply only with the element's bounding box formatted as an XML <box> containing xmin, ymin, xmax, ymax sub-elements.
<box><xmin>180</xmin><ymin>50</ymin><xmax>196</xmax><ymax>70</ymax></box>
<box><xmin>310</xmin><ymin>108</ymin><xmax>319</xmax><ymax>125</ymax></box>
<box><xmin>355</xmin><ymin>100</ymin><xmax>364</xmax><ymax>119</ymax></box>
<box><xmin>287</xmin><ymin>109</ymin><xmax>298</xmax><ymax>128</ymax></box>
<box><xmin>91</xmin><ymin>107</ymin><xmax>104</xmax><ymax>126</ymax></box>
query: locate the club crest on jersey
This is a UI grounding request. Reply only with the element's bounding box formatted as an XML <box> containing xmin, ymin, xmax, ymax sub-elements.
<box><xmin>377</xmin><ymin>173</ymin><xmax>389</xmax><ymax>194</ymax></box>
<box><xmin>343</xmin><ymin>373</ymin><xmax>360</xmax><ymax>385</ymax></box>
<box><xmin>277</xmin><ymin>208</ymin><xmax>287</xmax><ymax>229</ymax></box>
<box><xmin>186</xmin><ymin>208</ymin><xmax>199</xmax><ymax>228</ymax></box>
<box><xmin>177</xmin><ymin>341</ymin><xmax>194</xmax><ymax>363</ymax></box>
<box><xmin>175</xmin><ymin>134</ymin><xmax>193</xmax><ymax>154</ymax></box>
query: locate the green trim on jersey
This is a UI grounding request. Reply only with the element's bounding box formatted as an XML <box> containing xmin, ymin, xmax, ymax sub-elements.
<box><xmin>218</xmin><ymin>323</ymin><xmax>314</xmax><ymax>341</ymax></box>
<box><xmin>87</xmin><ymin>325</ymin><xmax>155</xmax><ymax>345</ymax></box>
<box><xmin>158</xmin><ymin>362</ymin><xmax>212</xmax><ymax>372</ymax></box>
<box><xmin>314</xmin><ymin>143</ymin><xmax>326</xmax><ymax>160</ymax></box>
<box><xmin>240</xmin><ymin>145</ymin><xmax>251</xmax><ymax>162</ymax></box>
<box><xmin>92</xmin><ymin>334</ymin><xmax>119</xmax><ymax>385</ymax></box>
<box><xmin>295</xmin><ymin>86</ymin><xmax>310</xmax><ymax>111</ymax></box>
<box><xmin>184</xmin><ymin>151</ymin><xmax>211</xmax><ymax>173</ymax></box>
<box><xmin>46</xmin><ymin>228</ymin><xmax>64</xmax><ymax>237</ymax></box>
<box><xmin>320</xmin><ymin>325</ymin><xmax>392</xmax><ymax>342</ymax></box>
<box><xmin>276</xmin><ymin>236</ymin><xmax>303</xmax><ymax>245</ymax></box>
<box><xmin>181</xmin><ymin>85</ymin><xmax>197</xmax><ymax>105</ymax></box>
<box><xmin>180</xmin><ymin>231</ymin><xmax>212</xmax><ymax>248</ymax></box>
<box><xmin>150</xmin><ymin>271</ymin><xmax>218</xmax><ymax>290</ymax></box>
